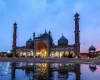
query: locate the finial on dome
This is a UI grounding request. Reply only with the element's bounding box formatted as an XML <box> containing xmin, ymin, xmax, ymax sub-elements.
<box><xmin>45</xmin><ymin>28</ymin><xmax>47</xmax><ymax>34</ymax></box>
<box><xmin>33</xmin><ymin>32</ymin><xmax>35</xmax><ymax>34</ymax></box>
<box><xmin>45</xmin><ymin>28</ymin><xmax>46</xmax><ymax>32</ymax></box>
<box><xmin>74</xmin><ymin>12</ymin><xmax>79</xmax><ymax>17</ymax></box>
<box><xmin>13</xmin><ymin>21</ymin><xmax>17</xmax><ymax>26</ymax></box>
<box><xmin>62</xmin><ymin>33</ymin><xmax>63</xmax><ymax>36</ymax></box>
<box><xmin>30</xmin><ymin>36</ymin><xmax>31</xmax><ymax>39</ymax></box>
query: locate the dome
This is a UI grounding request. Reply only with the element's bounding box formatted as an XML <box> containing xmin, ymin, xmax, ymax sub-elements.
<box><xmin>26</xmin><ymin>37</ymin><xmax>34</xmax><ymax>47</ymax></box>
<box><xmin>40</xmin><ymin>32</ymin><xmax>48</xmax><ymax>37</ymax></box>
<box><xmin>89</xmin><ymin>65</ymin><xmax>97</xmax><ymax>72</ymax></box>
<box><xmin>89</xmin><ymin>45</ymin><xmax>96</xmax><ymax>50</ymax></box>
<box><xmin>40</xmin><ymin>29</ymin><xmax>48</xmax><ymax>37</ymax></box>
<box><xmin>74</xmin><ymin>12</ymin><xmax>79</xmax><ymax>17</ymax></box>
<box><xmin>58</xmin><ymin>35</ymin><xmax>68</xmax><ymax>45</ymax></box>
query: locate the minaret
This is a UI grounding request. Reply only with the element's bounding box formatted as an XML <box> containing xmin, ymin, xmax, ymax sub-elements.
<box><xmin>74</xmin><ymin>12</ymin><xmax>80</xmax><ymax>57</ymax></box>
<box><xmin>33</xmin><ymin>32</ymin><xmax>35</xmax><ymax>40</ymax></box>
<box><xmin>33</xmin><ymin>32</ymin><xmax>36</xmax><ymax>58</ymax></box>
<box><xmin>12</xmin><ymin>22</ymin><xmax>17</xmax><ymax>57</ymax></box>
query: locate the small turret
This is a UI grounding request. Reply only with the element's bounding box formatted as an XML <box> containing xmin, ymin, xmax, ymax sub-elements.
<box><xmin>33</xmin><ymin>32</ymin><xmax>35</xmax><ymax>40</ymax></box>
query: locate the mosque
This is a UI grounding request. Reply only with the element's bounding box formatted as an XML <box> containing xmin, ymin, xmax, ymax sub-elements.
<box><xmin>12</xmin><ymin>13</ymin><xmax>80</xmax><ymax>58</ymax></box>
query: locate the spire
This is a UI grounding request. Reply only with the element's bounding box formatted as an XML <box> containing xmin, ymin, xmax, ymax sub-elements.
<box><xmin>30</xmin><ymin>36</ymin><xmax>31</xmax><ymax>39</ymax></box>
<box><xmin>62</xmin><ymin>33</ymin><xmax>63</xmax><ymax>36</ymax></box>
<box><xmin>13</xmin><ymin>21</ymin><xmax>17</xmax><ymax>26</ymax></box>
<box><xmin>74</xmin><ymin>12</ymin><xmax>79</xmax><ymax>17</ymax></box>
<box><xmin>45</xmin><ymin>28</ymin><xmax>47</xmax><ymax>34</ymax></box>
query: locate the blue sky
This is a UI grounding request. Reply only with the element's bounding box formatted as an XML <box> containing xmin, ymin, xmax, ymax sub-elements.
<box><xmin>0</xmin><ymin>0</ymin><xmax>100</xmax><ymax>52</ymax></box>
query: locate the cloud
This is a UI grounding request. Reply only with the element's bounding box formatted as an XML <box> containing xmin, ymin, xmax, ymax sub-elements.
<box><xmin>0</xmin><ymin>0</ymin><xmax>100</xmax><ymax>52</ymax></box>
<box><xmin>0</xmin><ymin>0</ymin><xmax>5</xmax><ymax>11</ymax></box>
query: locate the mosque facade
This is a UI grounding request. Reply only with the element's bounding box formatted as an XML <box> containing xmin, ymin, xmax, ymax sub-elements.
<box><xmin>12</xmin><ymin>13</ymin><xmax>80</xmax><ymax>58</ymax></box>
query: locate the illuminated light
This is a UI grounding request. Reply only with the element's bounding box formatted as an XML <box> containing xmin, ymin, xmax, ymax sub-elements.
<box><xmin>8</xmin><ymin>50</ymin><xmax>10</xmax><ymax>53</ymax></box>
<box><xmin>38</xmin><ymin>52</ymin><xmax>40</xmax><ymax>54</ymax></box>
<box><xmin>31</xmin><ymin>52</ymin><xmax>33</xmax><ymax>56</ymax></box>
<box><xmin>20</xmin><ymin>52</ymin><xmax>22</xmax><ymax>54</ymax></box>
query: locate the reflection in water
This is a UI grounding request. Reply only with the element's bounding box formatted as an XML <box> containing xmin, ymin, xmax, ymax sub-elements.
<box><xmin>11</xmin><ymin>63</ymin><xmax>80</xmax><ymax>80</ymax></box>
<box><xmin>89</xmin><ymin>64</ymin><xmax>97</xmax><ymax>72</ymax></box>
<box><xmin>0</xmin><ymin>62</ymin><xmax>100</xmax><ymax>80</ymax></box>
<box><xmin>0</xmin><ymin>62</ymin><xmax>10</xmax><ymax>75</ymax></box>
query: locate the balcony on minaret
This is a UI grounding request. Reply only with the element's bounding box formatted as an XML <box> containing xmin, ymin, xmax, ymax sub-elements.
<box><xmin>74</xmin><ymin>30</ymin><xmax>80</xmax><ymax>33</ymax></box>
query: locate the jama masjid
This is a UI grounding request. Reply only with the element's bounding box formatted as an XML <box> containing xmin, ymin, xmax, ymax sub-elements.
<box><xmin>12</xmin><ymin>13</ymin><xmax>80</xmax><ymax>58</ymax></box>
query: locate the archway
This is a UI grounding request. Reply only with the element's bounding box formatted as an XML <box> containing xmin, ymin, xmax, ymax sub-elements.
<box><xmin>70</xmin><ymin>51</ymin><xmax>74</xmax><ymax>58</ymax></box>
<box><xmin>55</xmin><ymin>51</ymin><xmax>60</xmax><ymax>58</ymax></box>
<box><xmin>50</xmin><ymin>51</ymin><xmax>55</xmax><ymax>58</ymax></box>
<box><xmin>36</xmin><ymin>42</ymin><xmax>47</xmax><ymax>58</ymax></box>
<box><xmin>65</xmin><ymin>51</ymin><xmax>69</xmax><ymax>56</ymax></box>
<box><xmin>60</xmin><ymin>51</ymin><xmax>64</xmax><ymax>58</ymax></box>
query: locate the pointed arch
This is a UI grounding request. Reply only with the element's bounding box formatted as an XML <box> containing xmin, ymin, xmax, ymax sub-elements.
<box><xmin>36</xmin><ymin>42</ymin><xmax>47</xmax><ymax>57</ymax></box>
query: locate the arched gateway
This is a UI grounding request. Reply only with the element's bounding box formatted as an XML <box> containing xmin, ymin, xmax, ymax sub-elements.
<box><xmin>36</xmin><ymin>42</ymin><xmax>47</xmax><ymax>58</ymax></box>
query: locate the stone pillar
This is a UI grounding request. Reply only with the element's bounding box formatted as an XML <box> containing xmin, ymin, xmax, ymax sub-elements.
<box><xmin>47</xmin><ymin>44</ymin><xmax>49</xmax><ymax>58</ymax></box>
<box><xmin>59</xmin><ymin>51</ymin><xmax>60</xmax><ymax>58</ymax></box>
<box><xmin>34</xmin><ymin>41</ymin><xmax>36</xmax><ymax>58</ymax></box>
<box><xmin>49</xmin><ymin>51</ymin><xmax>51</xmax><ymax>57</ymax></box>
<box><xmin>64</xmin><ymin>51</ymin><xmax>65</xmax><ymax>58</ymax></box>
<box><xmin>54</xmin><ymin>51</ymin><xmax>56</xmax><ymax>58</ymax></box>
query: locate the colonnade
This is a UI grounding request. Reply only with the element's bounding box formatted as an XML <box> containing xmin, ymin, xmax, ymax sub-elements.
<box><xmin>16</xmin><ymin>50</ymin><xmax>74</xmax><ymax>58</ymax></box>
<box><xmin>16</xmin><ymin>51</ymin><xmax>34</xmax><ymax>57</ymax></box>
<box><xmin>50</xmin><ymin>51</ymin><xmax>74</xmax><ymax>58</ymax></box>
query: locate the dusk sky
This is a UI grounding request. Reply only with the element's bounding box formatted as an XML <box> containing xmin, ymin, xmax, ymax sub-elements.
<box><xmin>0</xmin><ymin>0</ymin><xmax>100</xmax><ymax>52</ymax></box>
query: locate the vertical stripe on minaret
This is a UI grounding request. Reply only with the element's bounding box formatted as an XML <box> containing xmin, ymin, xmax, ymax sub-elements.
<box><xmin>74</xmin><ymin>13</ymin><xmax>80</xmax><ymax>57</ymax></box>
<box><xmin>12</xmin><ymin>22</ymin><xmax>17</xmax><ymax>57</ymax></box>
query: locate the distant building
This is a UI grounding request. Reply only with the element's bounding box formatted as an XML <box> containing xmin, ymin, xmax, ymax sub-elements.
<box><xmin>88</xmin><ymin>45</ymin><xmax>96</xmax><ymax>58</ymax></box>
<box><xmin>80</xmin><ymin>45</ymin><xmax>100</xmax><ymax>58</ymax></box>
<box><xmin>12</xmin><ymin>13</ymin><xmax>80</xmax><ymax>58</ymax></box>
<box><xmin>0</xmin><ymin>52</ymin><xmax>7</xmax><ymax>57</ymax></box>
